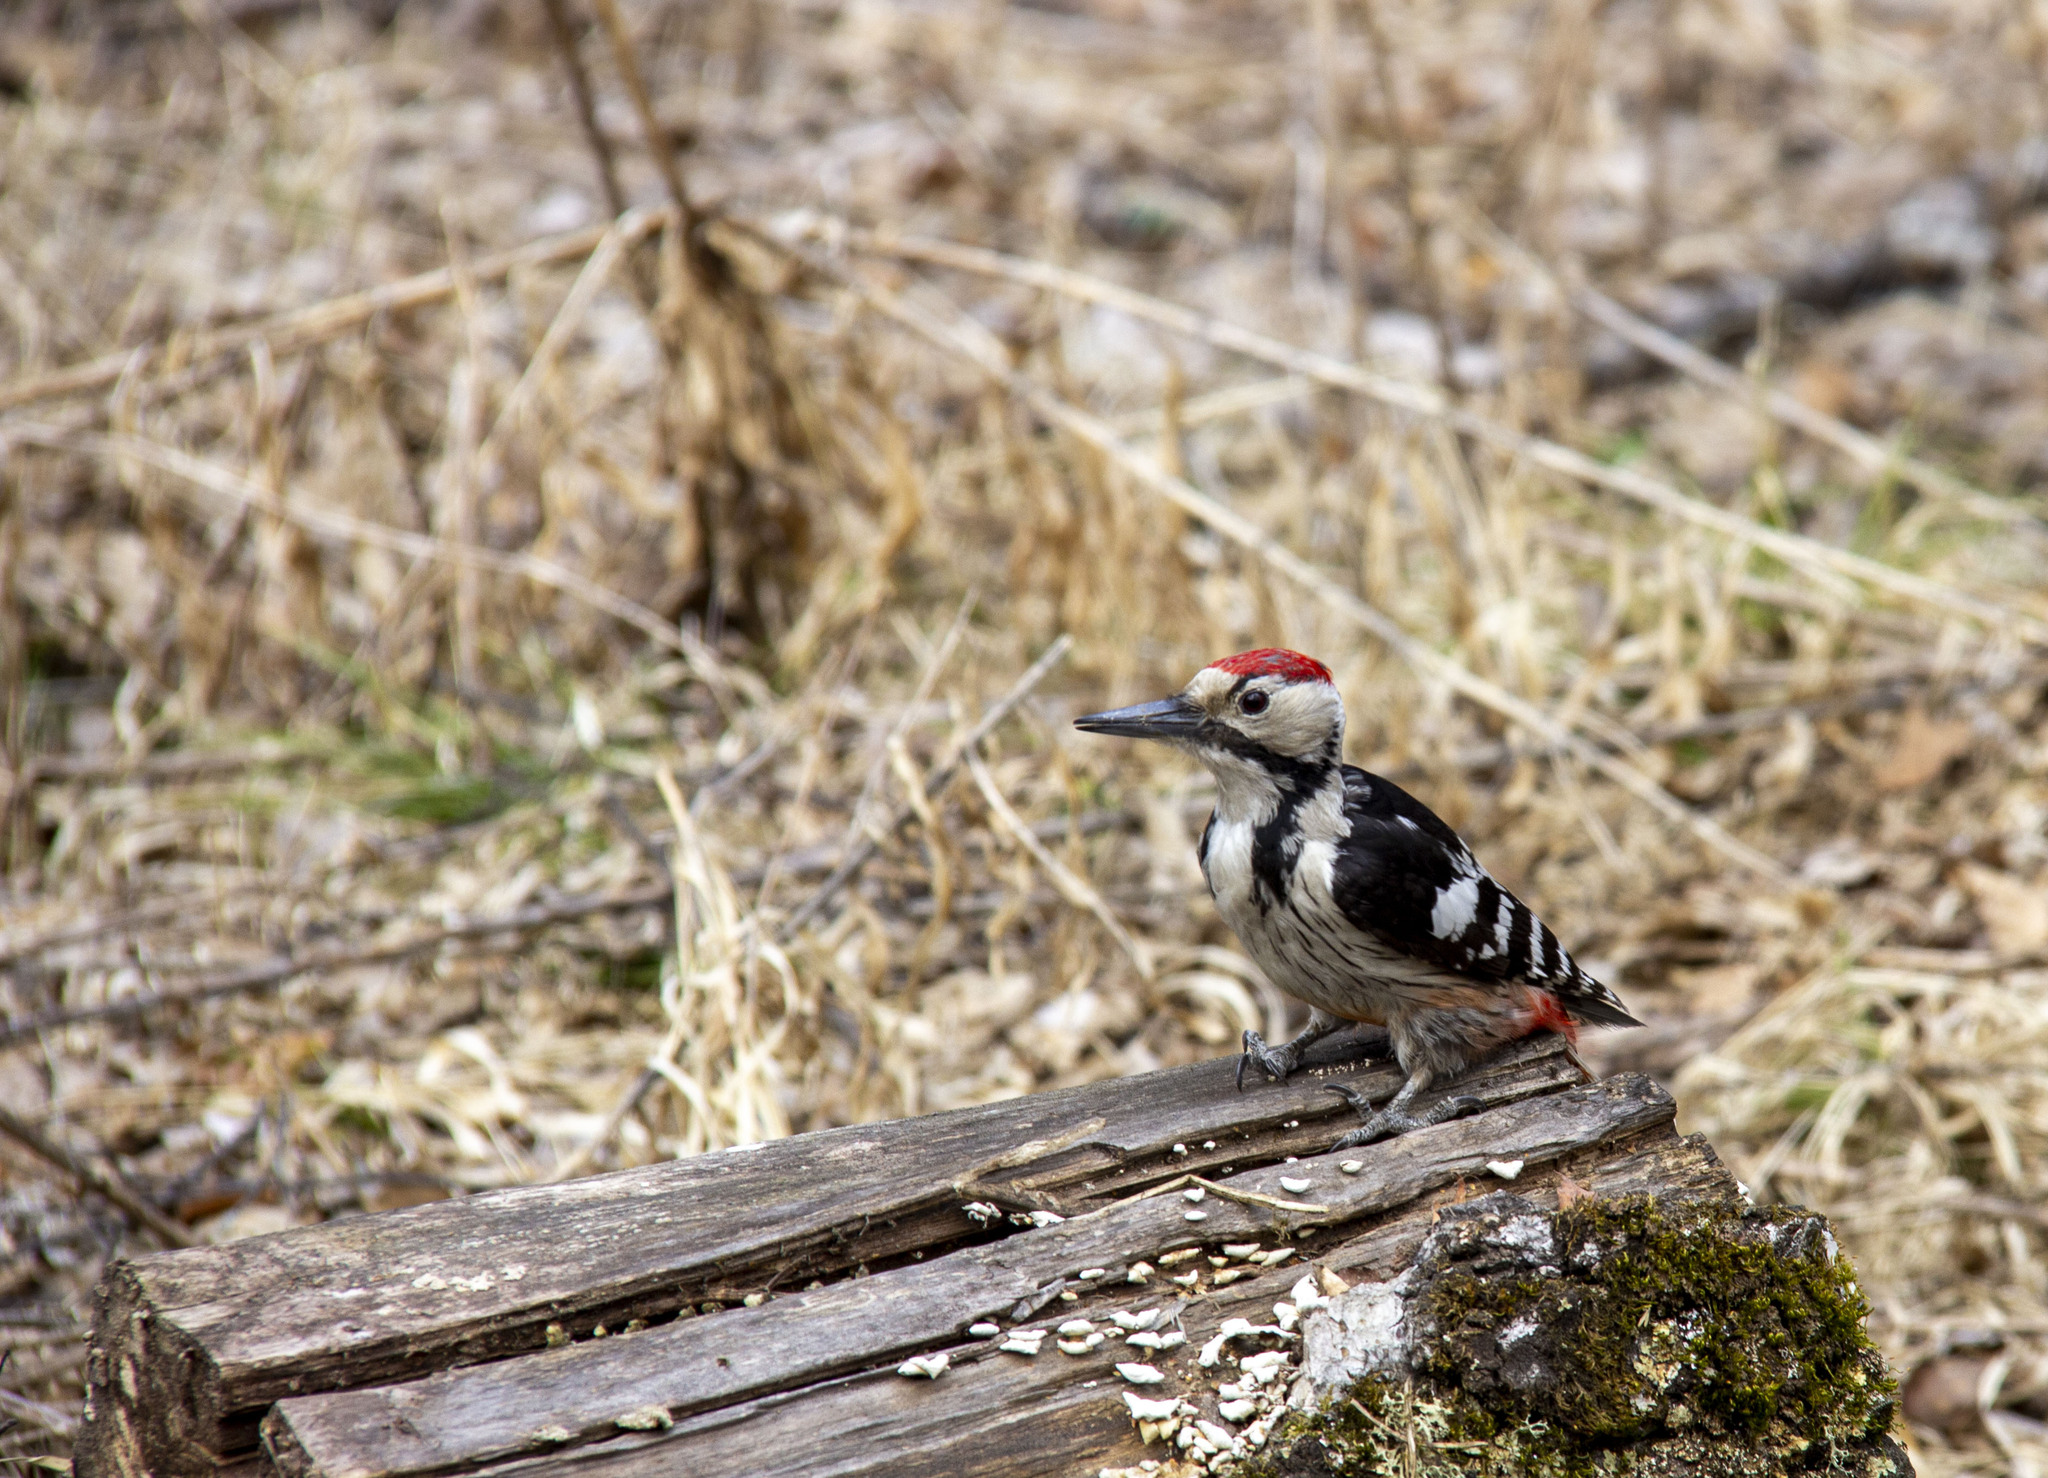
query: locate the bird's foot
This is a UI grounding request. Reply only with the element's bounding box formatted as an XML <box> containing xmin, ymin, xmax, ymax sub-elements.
<box><xmin>1235</xmin><ymin>1029</ymin><xmax>1303</xmax><ymax>1091</ymax></box>
<box><xmin>1323</xmin><ymin>1083</ymin><xmax>1483</xmax><ymax>1149</ymax></box>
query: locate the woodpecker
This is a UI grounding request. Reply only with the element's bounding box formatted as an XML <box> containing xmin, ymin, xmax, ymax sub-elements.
<box><xmin>1075</xmin><ymin>648</ymin><xmax>1639</xmax><ymax>1147</ymax></box>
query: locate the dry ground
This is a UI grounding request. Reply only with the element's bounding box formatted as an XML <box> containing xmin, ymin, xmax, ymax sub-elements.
<box><xmin>2</xmin><ymin>0</ymin><xmax>2048</xmax><ymax>1471</ymax></box>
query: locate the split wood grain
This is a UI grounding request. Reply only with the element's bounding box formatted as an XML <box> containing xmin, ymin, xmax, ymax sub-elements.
<box><xmin>260</xmin><ymin>1073</ymin><xmax>1672</xmax><ymax>1478</ymax></box>
<box><xmin>293</xmin><ymin>1104</ymin><xmax>1721</xmax><ymax>1478</ymax></box>
<box><xmin>78</xmin><ymin>1034</ymin><xmax>1579</xmax><ymax>1478</ymax></box>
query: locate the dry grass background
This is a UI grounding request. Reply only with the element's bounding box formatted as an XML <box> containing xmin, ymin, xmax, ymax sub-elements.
<box><xmin>2</xmin><ymin>0</ymin><xmax>2048</xmax><ymax>1470</ymax></box>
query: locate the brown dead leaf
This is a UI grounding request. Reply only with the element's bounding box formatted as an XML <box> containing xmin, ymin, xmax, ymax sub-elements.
<box><xmin>1872</xmin><ymin>704</ymin><xmax>1974</xmax><ymax>791</ymax></box>
<box><xmin>1555</xmin><ymin>1171</ymin><xmax>1595</xmax><ymax>1210</ymax></box>
<box><xmin>1958</xmin><ymin>862</ymin><xmax>2048</xmax><ymax>956</ymax></box>
<box><xmin>1671</xmin><ymin>961</ymin><xmax>1764</xmax><ymax>1015</ymax></box>
<box><xmin>1901</xmin><ymin>1353</ymin><xmax>1991</xmax><ymax>1441</ymax></box>
<box><xmin>1791</xmin><ymin>359</ymin><xmax>1857</xmax><ymax>419</ymax></box>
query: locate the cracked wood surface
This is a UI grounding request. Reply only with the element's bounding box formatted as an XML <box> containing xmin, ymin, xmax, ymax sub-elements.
<box><xmin>263</xmin><ymin>1074</ymin><xmax>1679</xmax><ymax>1478</ymax></box>
<box><xmin>78</xmin><ymin>1035</ymin><xmax>1640</xmax><ymax>1478</ymax></box>
<box><xmin>479</xmin><ymin>1130</ymin><xmax>1733</xmax><ymax>1478</ymax></box>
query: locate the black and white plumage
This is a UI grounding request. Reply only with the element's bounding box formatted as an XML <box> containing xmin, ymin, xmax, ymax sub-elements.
<box><xmin>1075</xmin><ymin>648</ymin><xmax>1639</xmax><ymax>1147</ymax></box>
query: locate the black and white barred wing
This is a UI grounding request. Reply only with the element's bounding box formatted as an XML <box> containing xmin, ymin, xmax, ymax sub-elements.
<box><xmin>1327</xmin><ymin>767</ymin><xmax>1640</xmax><ymax>1026</ymax></box>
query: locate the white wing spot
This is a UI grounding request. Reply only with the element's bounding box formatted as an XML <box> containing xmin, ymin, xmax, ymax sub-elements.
<box><xmin>1430</xmin><ymin>876</ymin><xmax>1481</xmax><ymax>940</ymax></box>
<box><xmin>1493</xmin><ymin>890</ymin><xmax>1514</xmax><ymax>955</ymax></box>
<box><xmin>1397</xmin><ymin>816</ymin><xmax>1420</xmax><ymax>831</ymax></box>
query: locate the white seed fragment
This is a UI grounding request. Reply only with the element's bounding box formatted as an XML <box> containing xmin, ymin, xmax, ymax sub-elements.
<box><xmin>1212</xmin><ymin>1270</ymin><xmax>1246</xmax><ymax>1286</ymax></box>
<box><xmin>1273</xmin><ymin>1302</ymin><xmax>1298</xmax><ymax>1332</ymax></box>
<box><xmin>1218</xmin><ymin>1399</ymin><xmax>1258</xmax><ymax>1423</ymax></box>
<box><xmin>530</xmin><ymin>1425</ymin><xmax>572</xmax><ymax>1445</ymax></box>
<box><xmin>1339</xmin><ymin>1159</ymin><xmax>1364</xmax><ymax>1175</ymax></box>
<box><xmin>1172</xmin><ymin>1143</ymin><xmax>1188</xmax><ymax>1155</ymax></box>
<box><xmin>1123</xmin><ymin>1392</ymin><xmax>1182</xmax><ymax>1422</ymax></box>
<box><xmin>1158</xmin><ymin>1249</ymin><xmax>1202</xmax><ymax>1265</ymax></box>
<box><xmin>1222</xmin><ymin>1243</ymin><xmax>1261</xmax><ymax>1259</ymax></box>
<box><xmin>1059</xmin><ymin>1319</ymin><xmax>1096</xmax><ymax>1337</ymax></box>
<box><xmin>1202</xmin><ymin>1141</ymin><xmax>1218</xmax><ymax>1150</ymax></box>
<box><xmin>999</xmin><ymin>1338</ymin><xmax>1043</xmax><ymax>1356</ymax></box>
<box><xmin>896</xmin><ymin>1353</ymin><xmax>950</xmax><ymax>1379</ymax></box>
<box><xmin>1183</xmin><ymin>1187</ymin><xmax>1205</xmax><ymax>1203</ymax></box>
<box><xmin>1078</xmin><ymin>1267</ymin><xmax>1109</xmax><ymax>1280</ymax></box>
<box><xmin>1217</xmin><ymin>1381</ymin><xmax>1248</xmax><ymax>1401</ymax></box>
<box><xmin>741</xmin><ymin>1292</ymin><xmax>767</xmax><ymax>1307</ymax></box>
<box><xmin>1197</xmin><ymin>1421</ymin><xmax>1237</xmax><ymax>1451</ymax></box>
<box><xmin>1028</xmin><ymin>1209</ymin><xmax>1067</xmax><ymax>1226</ymax></box>
<box><xmin>1125</xmin><ymin>1329</ymin><xmax>1184</xmax><ymax>1350</ymax></box>
<box><xmin>614</xmin><ymin>1405</ymin><xmax>673</xmax><ymax>1431</ymax></box>
<box><xmin>1257</xmin><ymin>1248</ymin><xmax>1295</xmax><ymax>1266</ymax></box>
<box><xmin>1485</xmin><ymin>1159</ymin><xmax>1525</xmax><ymax>1181</ymax></box>
<box><xmin>1208</xmin><ymin>1256</ymin><xmax>1230</xmax><ymax>1269</ymax></box>
<box><xmin>1110</xmin><ymin>1311</ymin><xmax>1142</xmax><ymax>1330</ymax></box>
<box><xmin>1282</xmin><ymin>1120</ymin><xmax>1299</xmax><ymax>1129</ymax></box>
<box><xmin>1126</xmin><ymin>1262</ymin><xmax>1153</xmax><ymax>1284</ymax></box>
<box><xmin>1278</xmin><ymin>1176</ymin><xmax>1312</xmax><ymax>1194</ymax></box>
<box><xmin>1171</xmin><ymin>1271</ymin><xmax>1201</xmax><ymax>1286</ymax></box>
<box><xmin>1116</xmin><ymin>1362</ymin><xmax>1167</xmax><ymax>1385</ymax></box>
<box><xmin>970</xmin><ymin>1322</ymin><xmax>1002</xmax><ymax>1338</ymax></box>
<box><xmin>961</xmin><ymin>1201</ymin><xmax>1002</xmax><ymax>1225</ymax></box>
<box><xmin>1183</xmin><ymin>1209</ymin><xmax>1208</xmax><ymax>1223</ymax></box>
<box><xmin>1240</xmin><ymin>1350</ymin><xmax>1292</xmax><ymax>1383</ymax></box>
<box><xmin>1059</xmin><ymin>1337</ymin><xmax>1103</xmax><ymax>1355</ymax></box>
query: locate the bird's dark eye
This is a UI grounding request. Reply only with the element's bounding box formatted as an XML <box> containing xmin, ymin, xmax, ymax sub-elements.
<box><xmin>1239</xmin><ymin>689</ymin><xmax>1269</xmax><ymax>716</ymax></box>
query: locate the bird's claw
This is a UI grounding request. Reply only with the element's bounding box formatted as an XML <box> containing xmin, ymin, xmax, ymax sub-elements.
<box><xmin>1324</xmin><ymin>1087</ymin><xmax>1483</xmax><ymax>1150</ymax></box>
<box><xmin>1236</xmin><ymin>1029</ymin><xmax>1300</xmax><ymax>1091</ymax></box>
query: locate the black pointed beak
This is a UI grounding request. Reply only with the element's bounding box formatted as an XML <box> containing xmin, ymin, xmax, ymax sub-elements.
<box><xmin>1073</xmin><ymin>695</ymin><xmax>1205</xmax><ymax>741</ymax></box>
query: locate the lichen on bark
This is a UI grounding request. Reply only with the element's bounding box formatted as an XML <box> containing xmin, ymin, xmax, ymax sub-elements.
<box><xmin>1246</xmin><ymin>1191</ymin><xmax>1906</xmax><ymax>1478</ymax></box>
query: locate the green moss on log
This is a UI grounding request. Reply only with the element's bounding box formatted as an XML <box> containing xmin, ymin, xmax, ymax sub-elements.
<box><xmin>1245</xmin><ymin>1196</ymin><xmax>1905</xmax><ymax>1478</ymax></box>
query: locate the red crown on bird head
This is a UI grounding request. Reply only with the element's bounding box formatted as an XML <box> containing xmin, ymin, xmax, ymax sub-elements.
<box><xmin>1205</xmin><ymin>649</ymin><xmax>1334</xmax><ymax>685</ymax></box>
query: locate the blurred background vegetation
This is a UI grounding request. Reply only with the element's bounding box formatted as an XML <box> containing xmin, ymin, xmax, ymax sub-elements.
<box><xmin>2</xmin><ymin>0</ymin><xmax>2047</xmax><ymax>1469</ymax></box>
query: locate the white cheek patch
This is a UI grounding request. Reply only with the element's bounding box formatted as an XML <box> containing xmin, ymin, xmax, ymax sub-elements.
<box><xmin>1430</xmin><ymin>876</ymin><xmax>1481</xmax><ymax>940</ymax></box>
<box><xmin>1199</xmin><ymin>747</ymin><xmax>1282</xmax><ymax>822</ymax></box>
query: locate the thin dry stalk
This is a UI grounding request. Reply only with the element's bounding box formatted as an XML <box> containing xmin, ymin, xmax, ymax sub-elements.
<box><xmin>13</xmin><ymin>428</ymin><xmax>714</xmax><ymax>670</ymax></box>
<box><xmin>0</xmin><ymin>213</ymin><xmax>667</xmax><ymax>416</ymax></box>
<box><xmin>1459</xmin><ymin>209</ymin><xmax>2043</xmax><ymax>533</ymax></box>
<box><xmin>763</xmin><ymin>232</ymin><xmax>1791</xmax><ymax>881</ymax></box>
<box><xmin>966</xmin><ymin>746</ymin><xmax>1154</xmax><ymax>980</ymax></box>
<box><xmin>780</xmin><ymin>634</ymin><xmax>1076</xmax><ymax>936</ymax></box>
<box><xmin>824</xmin><ymin>227</ymin><xmax>2048</xmax><ymax>646</ymax></box>
<box><xmin>0</xmin><ymin>1103</ymin><xmax>195</xmax><ymax>1248</ymax></box>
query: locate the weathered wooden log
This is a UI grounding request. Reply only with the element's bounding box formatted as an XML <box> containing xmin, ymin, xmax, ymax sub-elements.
<box><xmin>75</xmin><ymin>1034</ymin><xmax>1897</xmax><ymax>1478</ymax></box>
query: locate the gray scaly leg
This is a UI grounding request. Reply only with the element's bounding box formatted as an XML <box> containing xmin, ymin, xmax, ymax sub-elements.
<box><xmin>1325</xmin><ymin>1073</ymin><xmax>1483</xmax><ymax>1148</ymax></box>
<box><xmin>1236</xmin><ymin>1007</ymin><xmax>1347</xmax><ymax>1090</ymax></box>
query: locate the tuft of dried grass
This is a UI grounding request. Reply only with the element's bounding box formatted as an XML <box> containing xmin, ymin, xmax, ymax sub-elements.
<box><xmin>1</xmin><ymin>0</ymin><xmax>2047</xmax><ymax>1471</ymax></box>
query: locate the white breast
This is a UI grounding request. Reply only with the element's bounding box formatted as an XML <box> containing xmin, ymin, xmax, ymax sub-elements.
<box><xmin>1201</xmin><ymin>809</ymin><xmax>1463</xmax><ymax>1024</ymax></box>
<box><xmin>1201</xmin><ymin>814</ymin><xmax>1258</xmax><ymax>929</ymax></box>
